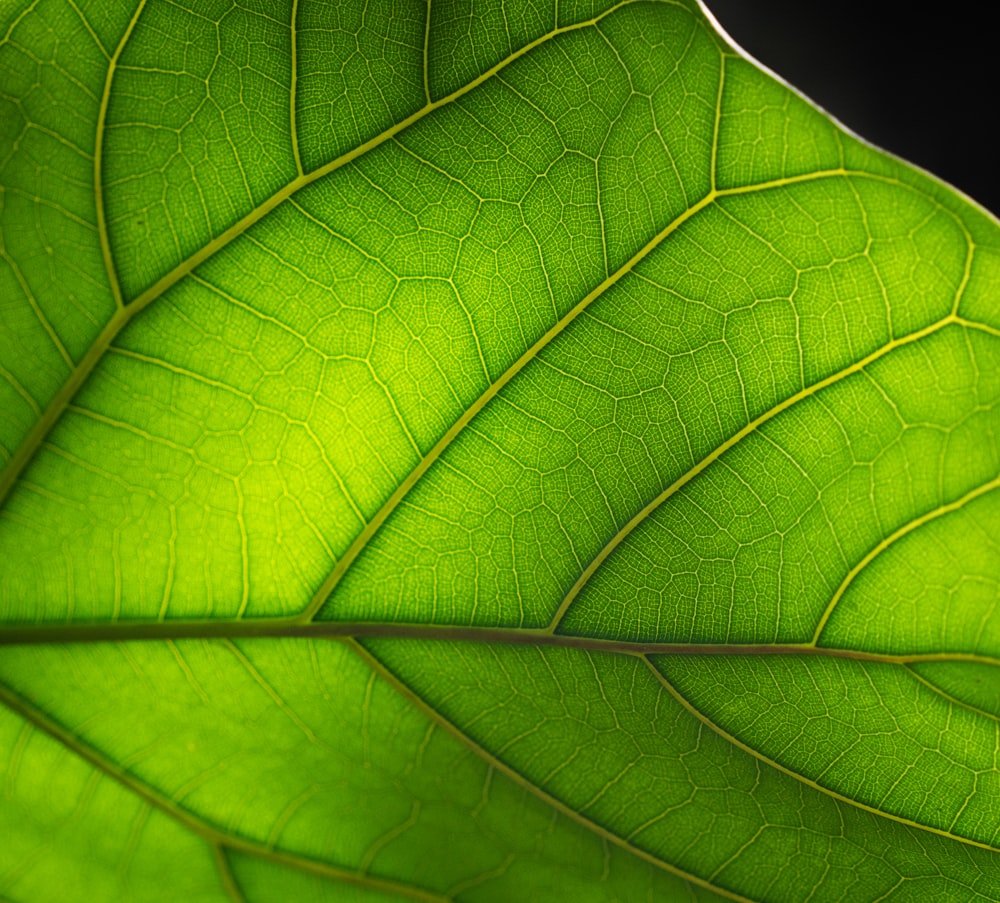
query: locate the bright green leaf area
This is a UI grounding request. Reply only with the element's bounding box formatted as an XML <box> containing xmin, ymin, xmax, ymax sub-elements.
<box><xmin>1</xmin><ymin>0</ymin><xmax>999</xmax><ymax>900</ymax></box>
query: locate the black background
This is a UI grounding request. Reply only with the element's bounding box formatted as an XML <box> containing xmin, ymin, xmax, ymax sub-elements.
<box><xmin>705</xmin><ymin>0</ymin><xmax>998</xmax><ymax>216</ymax></box>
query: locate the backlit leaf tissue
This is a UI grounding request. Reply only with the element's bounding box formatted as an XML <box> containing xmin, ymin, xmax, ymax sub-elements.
<box><xmin>1</xmin><ymin>1</ymin><xmax>998</xmax><ymax>900</ymax></box>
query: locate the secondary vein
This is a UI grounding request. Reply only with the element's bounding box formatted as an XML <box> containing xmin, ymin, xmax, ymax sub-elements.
<box><xmin>0</xmin><ymin>0</ymin><xmax>648</xmax><ymax>513</ymax></box>
<box><xmin>0</xmin><ymin>677</ymin><xmax>453</xmax><ymax>903</ymax></box>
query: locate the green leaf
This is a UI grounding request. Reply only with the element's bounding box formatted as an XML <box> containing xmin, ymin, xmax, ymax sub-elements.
<box><xmin>1</xmin><ymin>0</ymin><xmax>998</xmax><ymax>900</ymax></box>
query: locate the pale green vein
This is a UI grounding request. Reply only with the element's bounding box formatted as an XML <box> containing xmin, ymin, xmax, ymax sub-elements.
<box><xmin>0</xmin><ymin>362</ymin><xmax>39</xmax><ymax>418</ymax></box>
<box><xmin>289</xmin><ymin>0</ymin><xmax>302</xmax><ymax>177</ymax></box>
<box><xmin>0</xmin><ymin>240</ymin><xmax>73</xmax><ymax>372</ymax></box>
<box><xmin>64</xmin><ymin>0</ymin><xmax>109</xmax><ymax>59</ymax></box>
<box><xmin>0</xmin><ymin>0</ymin><xmax>41</xmax><ymax>46</ymax></box>
<box><xmin>962</xmin><ymin>317</ymin><xmax>1000</xmax><ymax>340</ymax></box>
<box><xmin>951</xmin><ymin>218</ymin><xmax>976</xmax><ymax>317</ymax></box>
<box><xmin>358</xmin><ymin>801</ymin><xmax>422</xmax><ymax>874</ymax></box>
<box><xmin>0</xmin><ymin>310</ymin><xmax>124</xmax><ymax>508</ymax></box>
<box><xmin>423</xmin><ymin>0</ymin><xmax>432</xmax><ymax>105</ymax></box>
<box><xmin>709</xmin><ymin>43</ymin><xmax>725</xmax><ymax>192</ymax></box>
<box><xmin>94</xmin><ymin>0</ymin><xmax>147</xmax><ymax>311</ymax></box>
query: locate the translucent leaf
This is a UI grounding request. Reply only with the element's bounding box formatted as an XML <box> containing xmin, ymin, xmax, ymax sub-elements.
<box><xmin>1</xmin><ymin>1</ymin><xmax>998</xmax><ymax>900</ymax></box>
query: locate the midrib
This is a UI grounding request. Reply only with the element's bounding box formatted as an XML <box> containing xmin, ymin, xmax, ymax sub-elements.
<box><xmin>2</xmin><ymin>618</ymin><xmax>999</xmax><ymax>669</ymax></box>
<box><xmin>1</xmin><ymin>2</ymin><xmax>983</xmax><ymax>649</ymax></box>
<box><xmin>3</xmin><ymin>4</ymin><xmax>997</xmax><ymax>898</ymax></box>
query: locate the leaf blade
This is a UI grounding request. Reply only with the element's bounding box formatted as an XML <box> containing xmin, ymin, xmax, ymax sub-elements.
<box><xmin>1</xmin><ymin>0</ymin><xmax>998</xmax><ymax>899</ymax></box>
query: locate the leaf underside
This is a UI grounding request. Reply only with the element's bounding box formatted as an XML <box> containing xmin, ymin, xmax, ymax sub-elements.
<box><xmin>1</xmin><ymin>1</ymin><xmax>999</xmax><ymax>901</ymax></box>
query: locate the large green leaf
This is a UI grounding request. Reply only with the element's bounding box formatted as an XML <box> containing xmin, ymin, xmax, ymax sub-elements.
<box><xmin>1</xmin><ymin>1</ymin><xmax>999</xmax><ymax>900</ymax></box>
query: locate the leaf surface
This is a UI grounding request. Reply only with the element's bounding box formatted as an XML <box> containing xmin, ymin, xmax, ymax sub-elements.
<box><xmin>1</xmin><ymin>1</ymin><xmax>999</xmax><ymax>900</ymax></box>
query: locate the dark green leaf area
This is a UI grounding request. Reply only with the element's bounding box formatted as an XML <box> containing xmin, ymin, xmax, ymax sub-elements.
<box><xmin>911</xmin><ymin>661</ymin><xmax>1000</xmax><ymax>720</ymax></box>
<box><xmin>824</xmin><ymin>490</ymin><xmax>1000</xmax><ymax>657</ymax></box>
<box><xmin>659</xmin><ymin>656</ymin><xmax>1000</xmax><ymax>844</ymax></box>
<box><xmin>0</xmin><ymin>639</ymin><xmax>721</xmax><ymax>902</ymax></box>
<box><xmin>368</xmin><ymin>640</ymin><xmax>1000</xmax><ymax>901</ymax></box>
